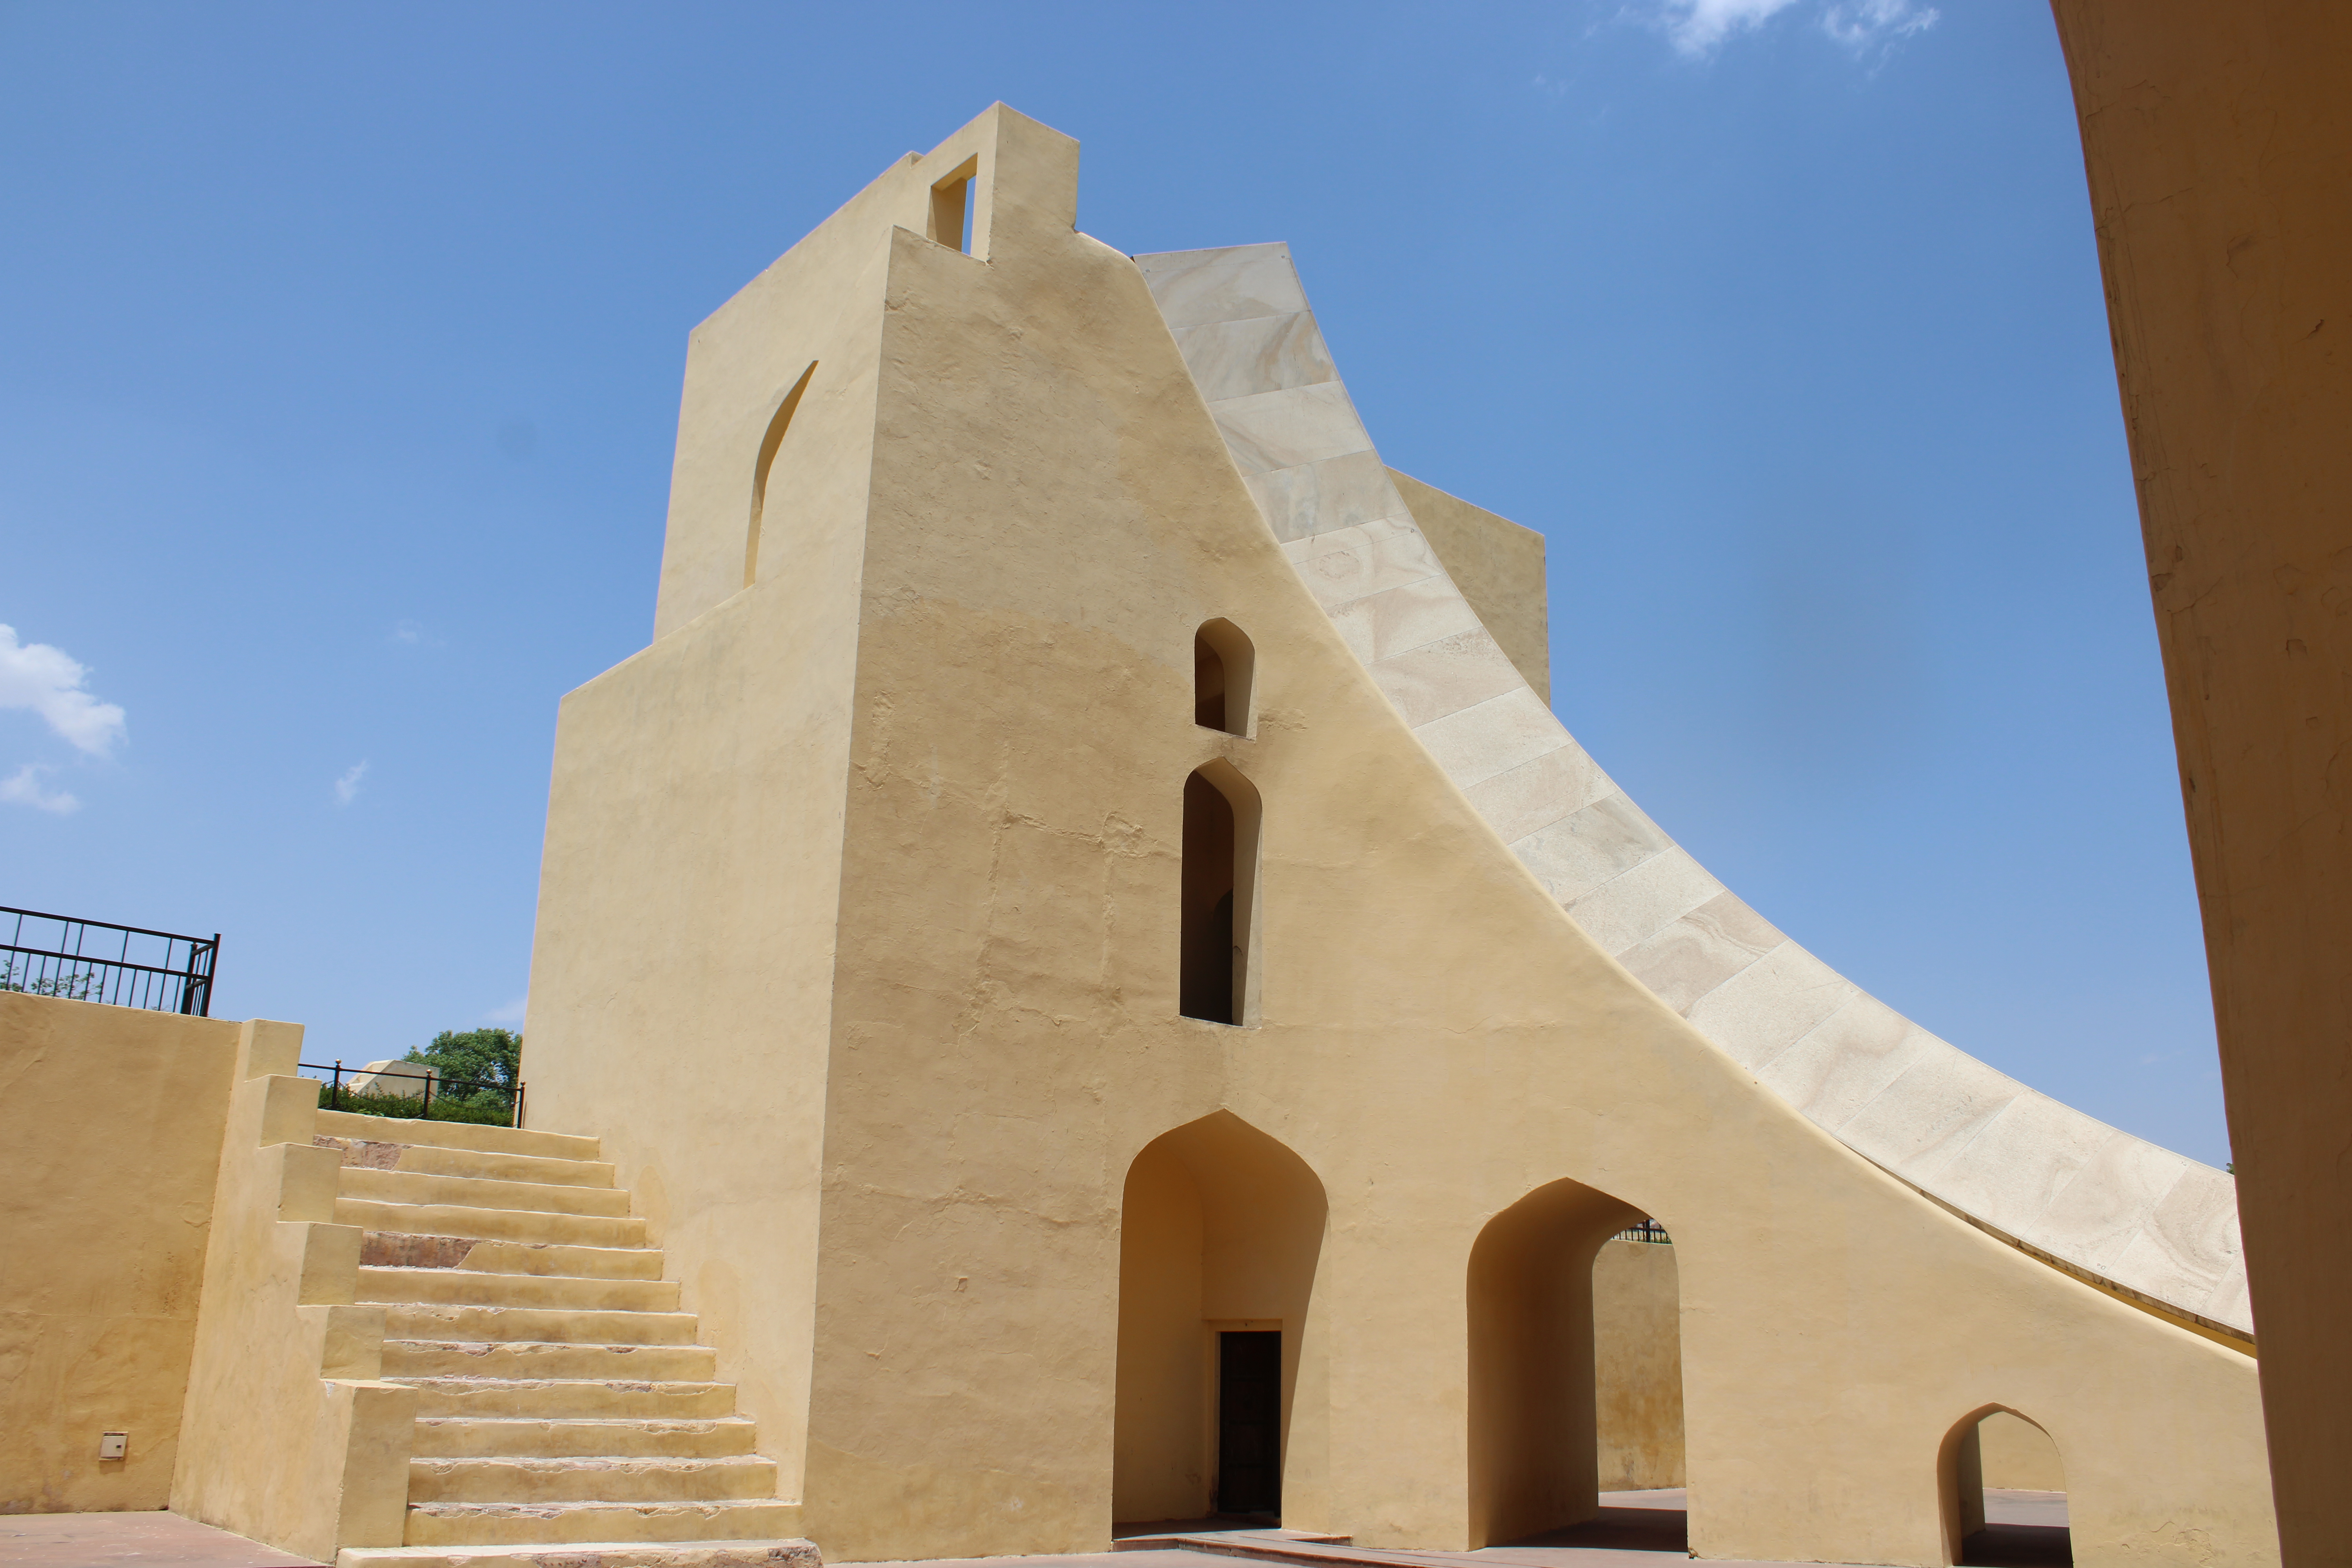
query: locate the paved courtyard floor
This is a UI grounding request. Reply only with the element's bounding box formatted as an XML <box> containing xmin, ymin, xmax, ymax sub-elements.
<box><xmin>0</xmin><ymin>1492</ymin><xmax>2070</xmax><ymax>1568</ymax></box>
<box><xmin>0</xmin><ymin>1511</ymin><xmax>317</xmax><ymax>1567</ymax></box>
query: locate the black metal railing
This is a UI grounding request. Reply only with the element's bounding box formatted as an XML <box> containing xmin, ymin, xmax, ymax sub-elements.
<box><xmin>1613</xmin><ymin>1220</ymin><xmax>1672</xmax><ymax>1244</ymax></box>
<box><xmin>1</xmin><ymin>906</ymin><xmax>218</xmax><ymax>1015</ymax></box>
<box><xmin>303</xmin><ymin>1060</ymin><xmax>525</xmax><ymax>1129</ymax></box>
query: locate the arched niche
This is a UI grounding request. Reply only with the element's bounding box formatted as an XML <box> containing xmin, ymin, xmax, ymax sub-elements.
<box><xmin>1465</xmin><ymin>1178</ymin><xmax>1667</xmax><ymax>1548</ymax></box>
<box><xmin>746</xmin><ymin>361</ymin><xmax>816</xmax><ymax>588</ymax></box>
<box><xmin>1180</xmin><ymin>760</ymin><xmax>1262</xmax><ymax>1026</ymax></box>
<box><xmin>1113</xmin><ymin>1111</ymin><xmax>1328</xmax><ymax>1528</ymax></box>
<box><xmin>1938</xmin><ymin>1405</ymin><xmax>2071</xmax><ymax>1567</ymax></box>
<box><xmin>1194</xmin><ymin>619</ymin><xmax>1255</xmax><ymax>737</ymax></box>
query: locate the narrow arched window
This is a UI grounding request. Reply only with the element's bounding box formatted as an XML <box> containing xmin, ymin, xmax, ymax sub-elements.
<box><xmin>1181</xmin><ymin>762</ymin><xmax>1260</xmax><ymax>1025</ymax></box>
<box><xmin>1194</xmin><ymin>619</ymin><xmax>1254</xmax><ymax>736</ymax></box>
<box><xmin>746</xmin><ymin>361</ymin><xmax>816</xmax><ymax>588</ymax></box>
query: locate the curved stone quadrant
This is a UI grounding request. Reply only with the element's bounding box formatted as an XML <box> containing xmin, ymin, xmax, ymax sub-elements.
<box><xmin>1135</xmin><ymin>241</ymin><xmax>2249</xmax><ymax>1338</ymax></box>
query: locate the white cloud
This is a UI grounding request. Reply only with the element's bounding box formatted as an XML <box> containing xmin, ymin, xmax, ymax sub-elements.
<box><xmin>1</xmin><ymin>763</ymin><xmax>78</xmax><ymax>813</ymax></box>
<box><xmin>1820</xmin><ymin>0</ymin><xmax>1938</xmax><ymax>50</ymax></box>
<box><xmin>1655</xmin><ymin>0</ymin><xmax>1803</xmax><ymax>54</ymax></box>
<box><xmin>335</xmin><ymin>760</ymin><xmax>369</xmax><ymax>806</ymax></box>
<box><xmin>0</xmin><ymin>624</ymin><xmax>126</xmax><ymax>756</ymax></box>
<box><xmin>486</xmin><ymin>995</ymin><xmax>528</xmax><ymax>1026</ymax></box>
<box><xmin>1648</xmin><ymin>0</ymin><xmax>1935</xmax><ymax>56</ymax></box>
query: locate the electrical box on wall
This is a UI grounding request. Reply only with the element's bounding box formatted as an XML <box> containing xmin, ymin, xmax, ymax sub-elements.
<box><xmin>98</xmin><ymin>1432</ymin><xmax>127</xmax><ymax>1460</ymax></box>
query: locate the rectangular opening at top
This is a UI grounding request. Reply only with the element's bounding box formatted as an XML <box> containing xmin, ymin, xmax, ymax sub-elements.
<box><xmin>928</xmin><ymin>157</ymin><xmax>978</xmax><ymax>254</ymax></box>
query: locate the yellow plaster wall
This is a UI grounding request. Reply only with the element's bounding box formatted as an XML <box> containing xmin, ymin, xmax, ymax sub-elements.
<box><xmin>1592</xmin><ymin>1239</ymin><xmax>1685</xmax><ymax>1491</ymax></box>
<box><xmin>527</xmin><ymin>105</ymin><xmax>2277</xmax><ymax>1568</ymax></box>
<box><xmin>171</xmin><ymin>1020</ymin><xmax>413</xmax><ymax>1563</ymax></box>
<box><xmin>1979</xmin><ymin>1411</ymin><xmax>2066</xmax><ymax>1493</ymax></box>
<box><xmin>0</xmin><ymin>993</ymin><xmax>238</xmax><ymax>1514</ymax></box>
<box><xmin>1387</xmin><ymin>469</ymin><xmax>1550</xmax><ymax>704</ymax></box>
<box><xmin>528</xmin><ymin>102</ymin><xmax>926</xmax><ymax>1485</ymax></box>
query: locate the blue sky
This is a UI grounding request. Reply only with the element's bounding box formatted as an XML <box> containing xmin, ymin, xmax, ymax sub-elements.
<box><xmin>0</xmin><ymin>1</ymin><xmax>2232</xmax><ymax>1165</ymax></box>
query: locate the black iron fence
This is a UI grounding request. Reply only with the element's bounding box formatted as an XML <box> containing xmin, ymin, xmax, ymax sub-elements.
<box><xmin>1</xmin><ymin>906</ymin><xmax>218</xmax><ymax>1015</ymax></box>
<box><xmin>1613</xmin><ymin>1220</ymin><xmax>1672</xmax><ymax>1244</ymax></box>
<box><xmin>303</xmin><ymin>1059</ymin><xmax>525</xmax><ymax>1129</ymax></box>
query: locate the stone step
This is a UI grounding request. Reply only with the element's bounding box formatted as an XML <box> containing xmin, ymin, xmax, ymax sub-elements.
<box><xmin>341</xmin><ymin>1165</ymin><xmax>635</xmax><ymax>1219</ymax></box>
<box><xmin>386</xmin><ymin>1339</ymin><xmax>716</xmax><ymax>1381</ymax></box>
<box><xmin>317</xmin><ymin>1108</ymin><xmax>600</xmax><ymax>1163</ymax></box>
<box><xmin>1109</xmin><ymin>1532</ymin><xmax>1358</xmax><ymax>1564</ymax></box>
<box><xmin>338</xmin><ymin>1196</ymin><xmax>647</xmax><ymax>1250</ymax></box>
<box><xmin>397</xmin><ymin>1378</ymin><xmax>735</xmax><ymax>1420</ymax></box>
<box><xmin>361</xmin><ymin>1234</ymin><xmax>665</xmax><ymax>1280</ymax></box>
<box><xmin>319</xmin><ymin>1134</ymin><xmax>617</xmax><ymax>1190</ymax></box>
<box><xmin>359</xmin><ymin>1266</ymin><xmax>680</xmax><ymax>1313</ymax></box>
<box><xmin>401</xmin><ymin>1499</ymin><xmax>802</xmax><ymax>1548</ymax></box>
<box><xmin>385</xmin><ymin>1305</ymin><xmax>699</xmax><ymax>1346</ymax></box>
<box><xmin>338</xmin><ymin>1538</ymin><xmax>817</xmax><ymax>1568</ymax></box>
<box><xmin>407</xmin><ymin>1455</ymin><xmax>780</xmax><ymax>1504</ymax></box>
<box><xmin>411</xmin><ymin>1417</ymin><xmax>760</xmax><ymax>1460</ymax></box>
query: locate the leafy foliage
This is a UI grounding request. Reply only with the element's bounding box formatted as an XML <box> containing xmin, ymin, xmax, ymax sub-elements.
<box><xmin>321</xmin><ymin>1084</ymin><xmax>517</xmax><ymax>1125</ymax></box>
<box><xmin>0</xmin><ymin>959</ymin><xmax>100</xmax><ymax>1000</ymax></box>
<box><xmin>317</xmin><ymin>1026</ymin><xmax>526</xmax><ymax>1127</ymax></box>
<box><xmin>403</xmin><ymin>1027</ymin><xmax>523</xmax><ymax>1091</ymax></box>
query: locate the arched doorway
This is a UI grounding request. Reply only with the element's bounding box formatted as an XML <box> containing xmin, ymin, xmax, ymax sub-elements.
<box><xmin>1112</xmin><ymin>1112</ymin><xmax>1327</xmax><ymax>1528</ymax></box>
<box><xmin>1940</xmin><ymin>1406</ymin><xmax>2071</xmax><ymax>1566</ymax></box>
<box><xmin>1466</xmin><ymin>1180</ymin><xmax>1682</xmax><ymax>1548</ymax></box>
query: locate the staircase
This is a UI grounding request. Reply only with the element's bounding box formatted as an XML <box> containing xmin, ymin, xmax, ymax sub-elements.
<box><xmin>314</xmin><ymin>1108</ymin><xmax>815</xmax><ymax>1568</ymax></box>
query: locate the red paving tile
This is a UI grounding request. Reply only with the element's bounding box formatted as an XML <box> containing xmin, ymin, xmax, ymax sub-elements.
<box><xmin>0</xmin><ymin>1512</ymin><xmax>321</xmax><ymax>1568</ymax></box>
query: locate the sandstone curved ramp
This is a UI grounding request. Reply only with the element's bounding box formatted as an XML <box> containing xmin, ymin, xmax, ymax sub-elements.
<box><xmin>1138</xmin><ymin>241</ymin><xmax>2249</xmax><ymax>1340</ymax></box>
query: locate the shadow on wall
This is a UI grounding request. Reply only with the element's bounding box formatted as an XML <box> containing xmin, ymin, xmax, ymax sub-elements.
<box><xmin>1113</xmin><ymin>1111</ymin><xmax>1327</xmax><ymax>1526</ymax></box>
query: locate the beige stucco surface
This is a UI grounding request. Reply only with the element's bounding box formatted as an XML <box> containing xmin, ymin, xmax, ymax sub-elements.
<box><xmin>0</xmin><ymin>993</ymin><xmax>239</xmax><ymax>1514</ymax></box>
<box><xmin>2048</xmin><ymin>4</ymin><xmax>2351</xmax><ymax>1559</ymax></box>
<box><xmin>524</xmin><ymin>105</ymin><xmax>2277</xmax><ymax>1568</ymax></box>
<box><xmin>1977</xmin><ymin>1411</ymin><xmax>2066</xmax><ymax>1493</ymax></box>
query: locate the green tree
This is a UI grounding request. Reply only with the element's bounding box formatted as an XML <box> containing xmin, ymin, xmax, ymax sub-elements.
<box><xmin>403</xmin><ymin>1027</ymin><xmax>522</xmax><ymax>1091</ymax></box>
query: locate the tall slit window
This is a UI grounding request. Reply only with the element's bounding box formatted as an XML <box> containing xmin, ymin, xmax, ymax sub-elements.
<box><xmin>747</xmin><ymin>362</ymin><xmax>816</xmax><ymax>588</ymax></box>
<box><xmin>929</xmin><ymin>158</ymin><xmax>978</xmax><ymax>254</ymax></box>
<box><xmin>1194</xmin><ymin>619</ymin><xmax>1254</xmax><ymax>735</ymax></box>
<box><xmin>1181</xmin><ymin>762</ymin><xmax>1259</xmax><ymax>1025</ymax></box>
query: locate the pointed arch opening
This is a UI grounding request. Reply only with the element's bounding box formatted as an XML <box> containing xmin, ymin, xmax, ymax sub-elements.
<box><xmin>1181</xmin><ymin>760</ymin><xmax>1260</xmax><ymax>1026</ymax></box>
<box><xmin>1939</xmin><ymin>1406</ymin><xmax>2071</xmax><ymax>1566</ymax></box>
<box><xmin>1194</xmin><ymin>620</ymin><xmax>1255</xmax><ymax>736</ymax></box>
<box><xmin>746</xmin><ymin>361</ymin><xmax>816</xmax><ymax>588</ymax></box>
<box><xmin>1112</xmin><ymin>1112</ymin><xmax>1328</xmax><ymax>1531</ymax></box>
<box><xmin>1466</xmin><ymin>1181</ymin><xmax>1686</xmax><ymax>1550</ymax></box>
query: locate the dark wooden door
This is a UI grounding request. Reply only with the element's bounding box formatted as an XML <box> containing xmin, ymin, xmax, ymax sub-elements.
<box><xmin>1216</xmin><ymin>1330</ymin><xmax>1282</xmax><ymax>1516</ymax></box>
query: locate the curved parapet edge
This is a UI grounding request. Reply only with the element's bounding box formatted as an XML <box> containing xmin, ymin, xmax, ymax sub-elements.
<box><xmin>1134</xmin><ymin>241</ymin><xmax>2251</xmax><ymax>1340</ymax></box>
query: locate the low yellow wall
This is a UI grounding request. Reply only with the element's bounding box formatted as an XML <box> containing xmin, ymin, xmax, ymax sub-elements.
<box><xmin>1593</xmin><ymin>1239</ymin><xmax>1684</xmax><ymax>1490</ymax></box>
<box><xmin>0</xmin><ymin>992</ymin><xmax>240</xmax><ymax>1512</ymax></box>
